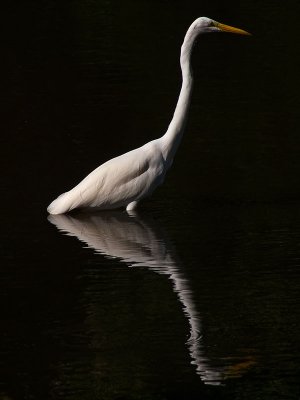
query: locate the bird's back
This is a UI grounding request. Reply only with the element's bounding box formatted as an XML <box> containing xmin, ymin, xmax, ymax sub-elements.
<box><xmin>47</xmin><ymin>139</ymin><xmax>166</xmax><ymax>214</ymax></box>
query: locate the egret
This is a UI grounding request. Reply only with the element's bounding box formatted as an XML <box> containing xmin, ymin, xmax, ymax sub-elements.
<box><xmin>47</xmin><ymin>17</ymin><xmax>250</xmax><ymax>215</ymax></box>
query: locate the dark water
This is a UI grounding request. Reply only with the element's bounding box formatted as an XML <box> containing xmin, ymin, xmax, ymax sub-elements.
<box><xmin>1</xmin><ymin>1</ymin><xmax>300</xmax><ymax>399</ymax></box>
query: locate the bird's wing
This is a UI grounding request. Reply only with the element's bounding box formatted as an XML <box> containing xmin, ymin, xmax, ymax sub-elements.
<box><xmin>70</xmin><ymin>141</ymin><xmax>165</xmax><ymax>209</ymax></box>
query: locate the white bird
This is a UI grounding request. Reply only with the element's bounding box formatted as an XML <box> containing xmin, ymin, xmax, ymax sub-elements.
<box><xmin>47</xmin><ymin>17</ymin><xmax>250</xmax><ymax>215</ymax></box>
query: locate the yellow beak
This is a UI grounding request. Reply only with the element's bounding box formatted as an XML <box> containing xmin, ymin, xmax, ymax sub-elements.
<box><xmin>214</xmin><ymin>21</ymin><xmax>251</xmax><ymax>36</ymax></box>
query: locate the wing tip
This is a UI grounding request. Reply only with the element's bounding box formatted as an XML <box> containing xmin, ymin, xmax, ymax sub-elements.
<box><xmin>47</xmin><ymin>192</ymin><xmax>71</xmax><ymax>215</ymax></box>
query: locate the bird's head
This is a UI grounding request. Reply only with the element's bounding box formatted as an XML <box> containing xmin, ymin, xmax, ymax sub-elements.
<box><xmin>192</xmin><ymin>16</ymin><xmax>251</xmax><ymax>36</ymax></box>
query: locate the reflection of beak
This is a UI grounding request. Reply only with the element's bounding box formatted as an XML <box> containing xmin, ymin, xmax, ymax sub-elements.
<box><xmin>214</xmin><ymin>21</ymin><xmax>252</xmax><ymax>36</ymax></box>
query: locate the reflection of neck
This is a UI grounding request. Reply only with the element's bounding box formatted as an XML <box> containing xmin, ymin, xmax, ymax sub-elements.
<box><xmin>161</xmin><ymin>27</ymin><xmax>198</xmax><ymax>165</ymax></box>
<box><xmin>48</xmin><ymin>213</ymin><xmax>223</xmax><ymax>384</ymax></box>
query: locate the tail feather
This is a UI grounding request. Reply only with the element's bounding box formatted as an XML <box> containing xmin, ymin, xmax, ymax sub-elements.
<box><xmin>47</xmin><ymin>191</ymin><xmax>74</xmax><ymax>215</ymax></box>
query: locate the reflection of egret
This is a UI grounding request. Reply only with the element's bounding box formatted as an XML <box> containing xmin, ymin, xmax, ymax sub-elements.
<box><xmin>47</xmin><ymin>17</ymin><xmax>250</xmax><ymax>215</ymax></box>
<box><xmin>48</xmin><ymin>212</ymin><xmax>224</xmax><ymax>384</ymax></box>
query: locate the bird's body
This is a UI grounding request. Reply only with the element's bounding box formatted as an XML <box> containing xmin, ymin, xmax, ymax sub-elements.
<box><xmin>47</xmin><ymin>17</ymin><xmax>250</xmax><ymax>215</ymax></box>
<box><xmin>49</xmin><ymin>139</ymin><xmax>168</xmax><ymax>214</ymax></box>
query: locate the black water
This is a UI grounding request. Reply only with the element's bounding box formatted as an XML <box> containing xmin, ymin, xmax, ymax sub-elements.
<box><xmin>2</xmin><ymin>1</ymin><xmax>300</xmax><ymax>399</ymax></box>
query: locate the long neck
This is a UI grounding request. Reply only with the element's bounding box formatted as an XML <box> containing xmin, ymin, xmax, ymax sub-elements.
<box><xmin>161</xmin><ymin>25</ymin><xmax>198</xmax><ymax>164</ymax></box>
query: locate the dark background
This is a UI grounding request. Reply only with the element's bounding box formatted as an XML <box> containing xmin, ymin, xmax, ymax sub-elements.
<box><xmin>2</xmin><ymin>0</ymin><xmax>300</xmax><ymax>207</ymax></box>
<box><xmin>1</xmin><ymin>1</ymin><xmax>300</xmax><ymax>399</ymax></box>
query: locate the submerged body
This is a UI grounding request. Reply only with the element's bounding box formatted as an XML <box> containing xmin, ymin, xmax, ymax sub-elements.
<box><xmin>47</xmin><ymin>17</ymin><xmax>250</xmax><ymax>215</ymax></box>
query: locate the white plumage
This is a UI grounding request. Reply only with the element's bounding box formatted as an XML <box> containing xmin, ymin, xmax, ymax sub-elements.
<box><xmin>47</xmin><ymin>17</ymin><xmax>250</xmax><ymax>215</ymax></box>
